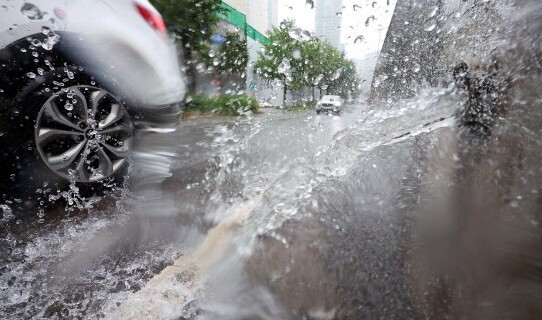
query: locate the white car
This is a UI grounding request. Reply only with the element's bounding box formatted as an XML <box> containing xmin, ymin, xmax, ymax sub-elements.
<box><xmin>316</xmin><ymin>95</ymin><xmax>344</xmax><ymax>115</ymax></box>
<box><xmin>0</xmin><ymin>0</ymin><xmax>185</xmax><ymax>197</ymax></box>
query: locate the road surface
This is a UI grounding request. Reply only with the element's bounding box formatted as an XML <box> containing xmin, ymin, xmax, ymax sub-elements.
<box><xmin>2</xmin><ymin>88</ymin><xmax>540</xmax><ymax>319</ymax></box>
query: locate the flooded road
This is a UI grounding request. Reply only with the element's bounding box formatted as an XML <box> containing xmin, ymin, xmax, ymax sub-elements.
<box><xmin>0</xmin><ymin>103</ymin><xmax>372</xmax><ymax>318</ymax></box>
<box><xmin>1</xmin><ymin>84</ymin><xmax>540</xmax><ymax>319</ymax></box>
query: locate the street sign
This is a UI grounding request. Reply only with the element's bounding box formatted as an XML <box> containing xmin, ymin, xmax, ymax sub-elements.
<box><xmin>211</xmin><ymin>34</ymin><xmax>226</xmax><ymax>45</ymax></box>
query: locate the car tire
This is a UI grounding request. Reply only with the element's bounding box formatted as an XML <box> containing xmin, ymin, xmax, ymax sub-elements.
<box><xmin>0</xmin><ymin>67</ymin><xmax>134</xmax><ymax>203</ymax></box>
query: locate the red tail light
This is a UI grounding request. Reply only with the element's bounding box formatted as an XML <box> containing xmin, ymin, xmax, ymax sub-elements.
<box><xmin>134</xmin><ymin>2</ymin><xmax>166</xmax><ymax>32</ymax></box>
<box><xmin>54</xmin><ymin>7</ymin><xmax>67</xmax><ymax>20</ymax></box>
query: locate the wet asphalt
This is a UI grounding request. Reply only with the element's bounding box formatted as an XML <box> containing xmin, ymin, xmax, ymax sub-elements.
<box><xmin>2</xmin><ymin>98</ymin><xmax>540</xmax><ymax>319</ymax></box>
<box><xmin>0</xmin><ymin>107</ymin><xmax>365</xmax><ymax>318</ymax></box>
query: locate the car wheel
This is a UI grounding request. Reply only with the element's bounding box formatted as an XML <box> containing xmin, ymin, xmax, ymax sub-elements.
<box><xmin>1</xmin><ymin>68</ymin><xmax>134</xmax><ymax>201</ymax></box>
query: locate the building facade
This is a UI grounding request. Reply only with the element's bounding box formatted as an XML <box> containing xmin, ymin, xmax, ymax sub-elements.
<box><xmin>217</xmin><ymin>0</ymin><xmax>282</xmax><ymax>105</ymax></box>
<box><xmin>314</xmin><ymin>0</ymin><xmax>343</xmax><ymax>50</ymax></box>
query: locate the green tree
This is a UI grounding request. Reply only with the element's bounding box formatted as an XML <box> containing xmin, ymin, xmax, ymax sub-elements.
<box><xmin>204</xmin><ymin>32</ymin><xmax>248</xmax><ymax>82</ymax></box>
<box><xmin>300</xmin><ymin>38</ymin><xmax>324</xmax><ymax>100</ymax></box>
<box><xmin>308</xmin><ymin>40</ymin><xmax>360</xmax><ymax>100</ymax></box>
<box><xmin>150</xmin><ymin>0</ymin><xmax>225</xmax><ymax>92</ymax></box>
<box><xmin>255</xmin><ymin>19</ymin><xmax>360</xmax><ymax>105</ymax></box>
<box><xmin>327</xmin><ymin>58</ymin><xmax>360</xmax><ymax>99</ymax></box>
<box><xmin>254</xmin><ymin>20</ymin><xmax>305</xmax><ymax>106</ymax></box>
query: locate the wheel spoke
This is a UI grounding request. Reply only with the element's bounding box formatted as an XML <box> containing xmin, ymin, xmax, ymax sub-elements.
<box><xmin>90</xmin><ymin>90</ymin><xmax>108</xmax><ymax>120</ymax></box>
<box><xmin>99</xmin><ymin>104</ymin><xmax>124</xmax><ymax>129</ymax></box>
<box><xmin>36</xmin><ymin>128</ymin><xmax>84</xmax><ymax>145</ymax></box>
<box><xmin>35</xmin><ymin>85</ymin><xmax>134</xmax><ymax>183</ymax></box>
<box><xmin>96</xmin><ymin>145</ymin><xmax>114</xmax><ymax>178</ymax></box>
<box><xmin>46</xmin><ymin>141</ymin><xmax>87</xmax><ymax>171</ymax></box>
<box><xmin>100</xmin><ymin>123</ymin><xmax>133</xmax><ymax>135</ymax></box>
<box><xmin>75</xmin><ymin>150</ymin><xmax>91</xmax><ymax>183</ymax></box>
<box><xmin>71</xmin><ymin>87</ymin><xmax>90</xmax><ymax>120</ymax></box>
<box><xmin>43</xmin><ymin>100</ymin><xmax>81</xmax><ymax>130</ymax></box>
<box><xmin>101</xmin><ymin>141</ymin><xmax>130</xmax><ymax>158</ymax></box>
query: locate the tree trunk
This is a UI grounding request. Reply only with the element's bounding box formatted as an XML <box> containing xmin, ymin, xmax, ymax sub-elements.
<box><xmin>283</xmin><ymin>83</ymin><xmax>287</xmax><ymax>106</ymax></box>
<box><xmin>182</xmin><ymin>42</ymin><xmax>197</xmax><ymax>93</ymax></box>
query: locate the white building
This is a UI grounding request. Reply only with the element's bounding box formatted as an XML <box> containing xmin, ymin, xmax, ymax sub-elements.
<box><xmin>314</xmin><ymin>0</ymin><xmax>343</xmax><ymax>50</ymax></box>
<box><xmin>219</xmin><ymin>0</ymin><xmax>282</xmax><ymax>105</ymax></box>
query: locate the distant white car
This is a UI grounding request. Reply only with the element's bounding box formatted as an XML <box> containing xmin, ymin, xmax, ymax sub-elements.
<box><xmin>316</xmin><ymin>95</ymin><xmax>343</xmax><ymax>115</ymax></box>
<box><xmin>0</xmin><ymin>0</ymin><xmax>185</xmax><ymax>197</ymax></box>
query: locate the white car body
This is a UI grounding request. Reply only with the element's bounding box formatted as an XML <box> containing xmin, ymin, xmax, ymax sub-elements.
<box><xmin>0</xmin><ymin>0</ymin><xmax>186</xmax><ymax>192</ymax></box>
<box><xmin>0</xmin><ymin>0</ymin><xmax>185</xmax><ymax>109</ymax></box>
<box><xmin>316</xmin><ymin>95</ymin><xmax>344</xmax><ymax>114</ymax></box>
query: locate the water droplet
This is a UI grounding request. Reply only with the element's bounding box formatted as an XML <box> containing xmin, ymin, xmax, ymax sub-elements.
<box><xmin>424</xmin><ymin>22</ymin><xmax>437</xmax><ymax>32</ymax></box>
<box><xmin>21</xmin><ymin>3</ymin><xmax>44</xmax><ymax>20</ymax></box>
<box><xmin>354</xmin><ymin>35</ymin><xmax>364</xmax><ymax>44</ymax></box>
<box><xmin>26</xmin><ymin>72</ymin><xmax>36</xmax><ymax>79</ymax></box>
<box><xmin>64</xmin><ymin>102</ymin><xmax>73</xmax><ymax>111</ymax></box>
<box><xmin>429</xmin><ymin>6</ymin><xmax>439</xmax><ymax>18</ymax></box>
<box><xmin>365</xmin><ymin>16</ymin><xmax>375</xmax><ymax>27</ymax></box>
<box><xmin>0</xmin><ymin>204</ymin><xmax>14</xmax><ymax>221</ymax></box>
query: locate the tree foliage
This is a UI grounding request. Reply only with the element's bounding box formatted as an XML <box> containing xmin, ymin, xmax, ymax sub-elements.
<box><xmin>151</xmin><ymin>0</ymin><xmax>223</xmax><ymax>53</ymax></box>
<box><xmin>254</xmin><ymin>20</ymin><xmax>305</xmax><ymax>103</ymax></box>
<box><xmin>150</xmin><ymin>0</ymin><xmax>225</xmax><ymax>91</ymax></box>
<box><xmin>255</xmin><ymin>20</ymin><xmax>360</xmax><ymax>105</ymax></box>
<box><xmin>203</xmin><ymin>32</ymin><xmax>248</xmax><ymax>80</ymax></box>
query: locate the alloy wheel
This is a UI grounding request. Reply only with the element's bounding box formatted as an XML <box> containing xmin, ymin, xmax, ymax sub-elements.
<box><xmin>34</xmin><ymin>85</ymin><xmax>133</xmax><ymax>182</ymax></box>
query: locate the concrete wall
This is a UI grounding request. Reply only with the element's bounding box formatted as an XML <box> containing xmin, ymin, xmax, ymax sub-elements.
<box><xmin>220</xmin><ymin>0</ymin><xmax>283</xmax><ymax>105</ymax></box>
<box><xmin>223</xmin><ymin>0</ymin><xmax>271</xmax><ymax>36</ymax></box>
<box><xmin>223</xmin><ymin>0</ymin><xmax>248</xmax><ymax>15</ymax></box>
<box><xmin>369</xmin><ymin>0</ymin><xmax>515</xmax><ymax>103</ymax></box>
<box><xmin>368</xmin><ymin>1</ymin><xmax>542</xmax><ymax>318</ymax></box>
<box><xmin>246</xmin><ymin>0</ymin><xmax>284</xmax><ymax>106</ymax></box>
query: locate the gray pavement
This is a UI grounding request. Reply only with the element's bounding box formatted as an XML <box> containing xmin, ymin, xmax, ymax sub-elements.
<box><xmin>1</xmin><ymin>92</ymin><xmax>540</xmax><ymax>319</ymax></box>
